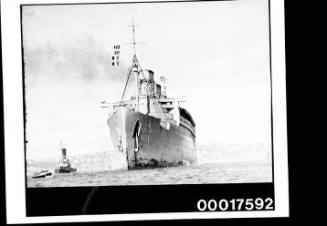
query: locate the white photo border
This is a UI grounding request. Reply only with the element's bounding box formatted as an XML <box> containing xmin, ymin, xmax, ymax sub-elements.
<box><xmin>1</xmin><ymin>0</ymin><xmax>288</xmax><ymax>224</ymax></box>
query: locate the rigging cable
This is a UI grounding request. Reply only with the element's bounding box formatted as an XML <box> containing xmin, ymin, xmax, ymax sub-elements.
<box><xmin>119</xmin><ymin>65</ymin><xmax>133</xmax><ymax>105</ymax></box>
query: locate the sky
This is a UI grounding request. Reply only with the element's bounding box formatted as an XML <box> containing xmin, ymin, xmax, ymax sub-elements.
<box><xmin>22</xmin><ymin>0</ymin><xmax>272</xmax><ymax>159</ymax></box>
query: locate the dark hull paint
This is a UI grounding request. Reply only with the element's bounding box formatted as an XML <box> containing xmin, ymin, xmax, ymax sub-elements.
<box><xmin>107</xmin><ymin>108</ymin><xmax>197</xmax><ymax>169</ymax></box>
<box><xmin>54</xmin><ymin>167</ymin><xmax>77</xmax><ymax>174</ymax></box>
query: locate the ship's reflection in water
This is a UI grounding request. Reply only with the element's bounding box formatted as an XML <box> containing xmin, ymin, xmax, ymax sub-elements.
<box><xmin>27</xmin><ymin>161</ymin><xmax>271</xmax><ymax>187</ymax></box>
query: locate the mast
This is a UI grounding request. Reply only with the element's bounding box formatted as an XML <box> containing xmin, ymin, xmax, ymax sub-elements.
<box><xmin>131</xmin><ymin>19</ymin><xmax>137</xmax><ymax>57</ymax></box>
<box><xmin>130</xmin><ymin>20</ymin><xmax>139</xmax><ymax>110</ymax></box>
<box><xmin>119</xmin><ymin>20</ymin><xmax>144</xmax><ymax>110</ymax></box>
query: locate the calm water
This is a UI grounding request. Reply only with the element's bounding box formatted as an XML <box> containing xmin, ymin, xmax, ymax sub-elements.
<box><xmin>27</xmin><ymin>161</ymin><xmax>272</xmax><ymax>187</ymax></box>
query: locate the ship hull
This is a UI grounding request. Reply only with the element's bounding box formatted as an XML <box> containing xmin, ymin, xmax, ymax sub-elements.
<box><xmin>107</xmin><ymin>108</ymin><xmax>196</xmax><ymax>169</ymax></box>
<box><xmin>54</xmin><ymin>167</ymin><xmax>77</xmax><ymax>174</ymax></box>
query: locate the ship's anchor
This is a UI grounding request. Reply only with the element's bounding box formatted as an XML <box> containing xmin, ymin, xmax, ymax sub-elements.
<box><xmin>133</xmin><ymin>120</ymin><xmax>142</xmax><ymax>153</ymax></box>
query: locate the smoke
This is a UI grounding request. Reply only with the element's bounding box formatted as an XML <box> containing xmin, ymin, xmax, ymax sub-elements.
<box><xmin>24</xmin><ymin>37</ymin><xmax>135</xmax><ymax>160</ymax></box>
<box><xmin>24</xmin><ymin>37</ymin><xmax>129</xmax><ymax>85</ymax></box>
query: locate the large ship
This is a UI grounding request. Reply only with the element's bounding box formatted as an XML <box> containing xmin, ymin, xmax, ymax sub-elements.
<box><xmin>102</xmin><ymin>23</ymin><xmax>196</xmax><ymax>169</ymax></box>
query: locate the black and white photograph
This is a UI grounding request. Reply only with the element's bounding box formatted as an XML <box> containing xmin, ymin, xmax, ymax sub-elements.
<box><xmin>1</xmin><ymin>0</ymin><xmax>289</xmax><ymax>223</ymax></box>
<box><xmin>24</xmin><ymin>0</ymin><xmax>272</xmax><ymax>187</ymax></box>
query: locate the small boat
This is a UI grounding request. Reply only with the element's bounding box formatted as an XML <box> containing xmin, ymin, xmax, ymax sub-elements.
<box><xmin>32</xmin><ymin>170</ymin><xmax>52</xmax><ymax>179</ymax></box>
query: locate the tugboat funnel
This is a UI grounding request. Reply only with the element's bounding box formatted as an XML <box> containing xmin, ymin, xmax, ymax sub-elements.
<box><xmin>61</xmin><ymin>148</ymin><xmax>67</xmax><ymax>158</ymax></box>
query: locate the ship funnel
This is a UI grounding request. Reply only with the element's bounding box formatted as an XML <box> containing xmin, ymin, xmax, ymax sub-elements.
<box><xmin>141</xmin><ymin>70</ymin><xmax>154</xmax><ymax>81</ymax></box>
<box><xmin>139</xmin><ymin>70</ymin><xmax>155</xmax><ymax>96</ymax></box>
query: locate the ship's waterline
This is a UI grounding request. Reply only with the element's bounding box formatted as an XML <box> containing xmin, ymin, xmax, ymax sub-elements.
<box><xmin>27</xmin><ymin>161</ymin><xmax>272</xmax><ymax>187</ymax></box>
<box><xmin>108</xmin><ymin>108</ymin><xmax>197</xmax><ymax>169</ymax></box>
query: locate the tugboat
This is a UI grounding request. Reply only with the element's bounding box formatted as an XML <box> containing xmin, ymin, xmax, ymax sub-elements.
<box><xmin>54</xmin><ymin>142</ymin><xmax>77</xmax><ymax>173</ymax></box>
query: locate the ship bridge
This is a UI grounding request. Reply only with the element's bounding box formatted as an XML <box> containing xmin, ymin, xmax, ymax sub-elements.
<box><xmin>101</xmin><ymin>67</ymin><xmax>195</xmax><ymax>135</ymax></box>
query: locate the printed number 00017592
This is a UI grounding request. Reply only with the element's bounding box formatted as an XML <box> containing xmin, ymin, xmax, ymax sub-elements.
<box><xmin>197</xmin><ymin>198</ymin><xmax>274</xmax><ymax>211</ymax></box>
